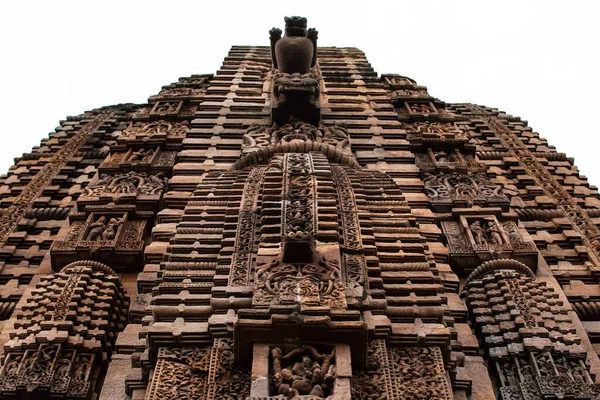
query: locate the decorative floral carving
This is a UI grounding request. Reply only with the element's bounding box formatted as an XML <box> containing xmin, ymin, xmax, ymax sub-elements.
<box><xmin>253</xmin><ymin>257</ymin><xmax>346</xmax><ymax>309</ymax></box>
<box><xmin>423</xmin><ymin>172</ymin><xmax>508</xmax><ymax>207</ymax></box>
<box><xmin>120</xmin><ymin>120</ymin><xmax>189</xmax><ymax>140</ymax></box>
<box><xmin>83</xmin><ymin>171</ymin><xmax>167</xmax><ymax>197</ymax></box>
<box><xmin>352</xmin><ymin>341</ymin><xmax>452</xmax><ymax>400</ymax></box>
<box><xmin>242</xmin><ymin>123</ymin><xmax>349</xmax><ymax>154</ymax></box>
<box><xmin>146</xmin><ymin>339</ymin><xmax>250</xmax><ymax>400</ymax></box>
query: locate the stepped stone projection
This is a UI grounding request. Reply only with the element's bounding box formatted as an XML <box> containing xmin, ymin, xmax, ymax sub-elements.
<box><xmin>1</xmin><ymin>15</ymin><xmax>600</xmax><ymax>400</ymax></box>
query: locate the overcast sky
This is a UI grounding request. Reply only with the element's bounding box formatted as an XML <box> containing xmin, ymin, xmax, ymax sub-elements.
<box><xmin>1</xmin><ymin>1</ymin><xmax>599</xmax><ymax>186</ymax></box>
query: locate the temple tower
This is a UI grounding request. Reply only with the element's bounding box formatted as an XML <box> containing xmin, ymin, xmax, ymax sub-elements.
<box><xmin>0</xmin><ymin>15</ymin><xmax>597</xmax><ymax>400</ymax></box>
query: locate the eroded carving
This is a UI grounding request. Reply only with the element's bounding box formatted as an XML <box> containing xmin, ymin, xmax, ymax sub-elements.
<box><xmin>271</xmin><ymin>345</ymin><xmax>336</xmax><ymax>398</ymax></box>
<box><xmin>83</xmin><ymin>171</ymin><xmax>167</xmax><ymax>198</ymax></box>
<box><xmin>145</xmin><ymin>339</ymin><xmax>250</xmax><ymax>400</ymax></box>
<box><xmin>352</xmin><ymin>341</ymin><xmax>452</xmax><ymax>400</ymax></box>
<box><xmin>423</xmin><ymin>171</ymin><xmax>508</xmax><ymax>210</ymax></box>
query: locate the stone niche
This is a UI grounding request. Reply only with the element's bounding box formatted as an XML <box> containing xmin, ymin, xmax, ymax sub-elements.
<box><xmin>441</xmin><ymin>208</ymin><xmax>538</xmax><ymax>275</ymax></box>
<box><xmin>50</xmin><ymin>204</ymin><xmax>152</xmax><ymax>271</ymax></box>
<box><xmin>248</xmin><ymin>343</ymin><xmax>351</xmax><ymax>400</ymax></box>
<box><xmin>132</xmin><ymin>100</ymin><xmax>197</xmax><ymax>121</ymax></box>
<box><xmin>415</xmin><ymin>148</ymin><xmax>484</xmax><ymax>173</ymax></box>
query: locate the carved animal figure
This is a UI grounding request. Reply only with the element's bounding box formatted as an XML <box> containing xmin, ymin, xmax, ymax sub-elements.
<box><xmin>269</xmin><ymin>16</ymin><xmax>318</xmax><ymax>74</ymax></box>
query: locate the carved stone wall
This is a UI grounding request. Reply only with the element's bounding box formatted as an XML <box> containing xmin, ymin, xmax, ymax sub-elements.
<box><xmin>0</xmin><ymin>15</ymin><xmax>599</xmax><ymax>400</ymax></box>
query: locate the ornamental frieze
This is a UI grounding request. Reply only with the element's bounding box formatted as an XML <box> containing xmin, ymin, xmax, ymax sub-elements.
<box><xmin>98</xmin><ymin>146</ymin><xmax>176</xmax><ymax>173</ymax></box>
<box><xmin>403</xmin><ymin>121</ymin><xmax>469</xmax><ymax>145</ymax></box>
<box><xmin>415</xmin><ymin>148</ymin><xmax>484</xmax><ymax>173</ymax></box>
<box><xmin>242</xmin><ymin>122</ymin><xmax>350</xmax><ymax>155</ymax></box>
<box><xmin>423</xmin><ymin>171</ymin><xmax>509</xmax><ymax>211</ymax></box>
<box><xmin>117</xmin><ymin>120</ymin><xmax>190</xmax><ymax>146</ymax></box>
<box><xmin>80</xmin><ymin>171</ymin><xmax>168</xmax><ymax>211</ymax></box>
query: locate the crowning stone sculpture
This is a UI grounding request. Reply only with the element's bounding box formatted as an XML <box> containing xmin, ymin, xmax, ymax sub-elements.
<box><xmin>0</xmin><ymin>14</ymin><xmax>599</xmax><ymax>400</ymax></box>
<box><xmin>269</xmin><ymin>16</ymin><xmax>321</xmax><ymax>126</ymax></box>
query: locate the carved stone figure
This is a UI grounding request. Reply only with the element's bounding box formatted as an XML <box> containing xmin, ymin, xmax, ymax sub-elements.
<box><xmin>270</xmin><ymin>346</ymin><xmax>335</xmax><ymax>398</ymax></box>
<box><xmin>127</xmin><ymin>148</ymin><xmax>154</xmax><ymax>163</ymax></box>
<box><xmin>101</xmin><ymin>217</ymin><xmax>123</xmax><ymax>240</ymax></box>
<box><xmin>469</xmin><ymin>220</ymin><xmax>486</xmax><ymax>245</ymax></box>
<box><xmin>84</xmin><ymin>216</ymin><xmax>107</xmax><ymax>241</ymax></box>
<box><xmin>269</xmin><ymin>16</ymin><xmax>321</xmax><ymax>125</ymax></box>
<box><xmin>487</xmin><ymin>221</ymin><xmax>503</xmax><ymax>244</ymax></box>
<box><xmin>270</xmin><ymin>16</ymin><xmax>317</xmax><ymax>74</ymax></box>
<box><xmin>83</xmin><ymin>171</ymin><xmax>167</xmax><ymax>197</ymax></box>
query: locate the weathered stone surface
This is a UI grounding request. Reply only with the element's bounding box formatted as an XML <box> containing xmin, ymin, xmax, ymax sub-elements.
<box><xmin>0</xmin><ymin>15</ymin><xmax>599</xmax><ymax>400</ymax></box>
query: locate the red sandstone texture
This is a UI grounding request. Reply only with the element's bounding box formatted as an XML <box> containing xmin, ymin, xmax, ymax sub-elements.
<box><xmin>0</xmin><ymin>16</ymin><xmax>598</xmax><ymax>400</ymax></box>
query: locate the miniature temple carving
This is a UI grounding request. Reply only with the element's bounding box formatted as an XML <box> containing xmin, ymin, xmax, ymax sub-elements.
<box><xmin>463</xmin><ymin>259</ymin><xmax>600</xmax><ymax>399</ymax></box>
<box><xmin>0</xmin><ymin>260</ymin><xmax>128</xmax><ymax>398</ymax></box>
<box><xmin>0</xmin><ymin>14</ymin><xmax>599</xmax><ymax>400</ymax></box>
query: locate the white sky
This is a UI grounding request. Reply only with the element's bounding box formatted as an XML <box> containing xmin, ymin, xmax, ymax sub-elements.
<box><xmin>1</xmin><ymin>1</ymin><xmax>599</xmax><ymax>186</ymax></box>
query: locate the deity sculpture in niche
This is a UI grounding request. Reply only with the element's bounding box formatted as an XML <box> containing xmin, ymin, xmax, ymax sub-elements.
<box><xmin>50</xmin><ymin>204</ymin><xmax>151</xmax><ymax>270</ymax></box>
<box><xmin>270</xmin><ymin>345</ymin><xmax>336</xmax><ymax>398</ymax></box>
<box><xmin>269</xmin><ymin>16</ymin><xmax>321</xmax><ymax>125</ymax></box>
<box><xmin>441</xmin><ymin>211</ymin><xmax>538</xmax><ymax>274</ymax></box>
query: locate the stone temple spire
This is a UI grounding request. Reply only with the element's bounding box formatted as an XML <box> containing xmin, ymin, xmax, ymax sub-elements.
<box><xmin>0</xmin><ymin>14</ymin><xmax>597</xmax><ymax>400</ymax></box>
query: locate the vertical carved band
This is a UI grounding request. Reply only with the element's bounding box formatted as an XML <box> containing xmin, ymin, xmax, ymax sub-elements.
<box><xmin>0</xmin><ymin>114</ymin><xmax>111</xmax><ymax>246</ymax></box>
<box><xmin>228</xmin><ymin>167</ymin><xmax>265</xmax><ymax>286</ymax></box>
<box><xmin>52</xmin><ymin>266</ymin><xmax>84</xmax><ymax>321</ymax></box>
<box><xmin>332</xmin><ymin>166</ymin><xmax>367</xmax><ymax>294</ymax></box>
<box><xmin>282</xmin><ymin>153</ymin><xmax>316</xmax><ymax>237</ymax></box>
